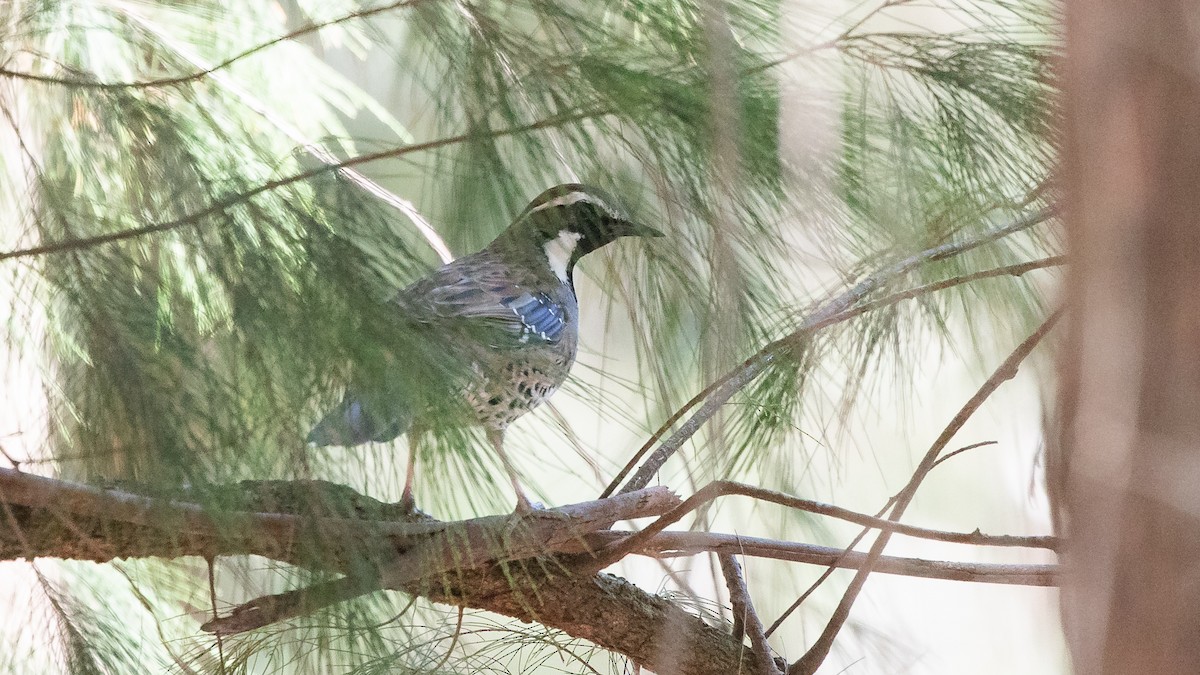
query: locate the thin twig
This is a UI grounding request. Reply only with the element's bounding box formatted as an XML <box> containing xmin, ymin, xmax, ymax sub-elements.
<box><xmin>614</xmin><ymin>207</ymin><xmax>1056</xmax><ymax>496</ymax></box>
<box><xmin>591</xmin><ymin>531</ymin><xmax>1057</xmax><ymax>586</ymax></box>
<box><xmin>430</xmin><ymin>607</ymin><xmax>465</xmax><ymax>672</ymax></box>
<box><xmin>593</xmin><ymin>480</ymin><xmax>1055</xmax><ymax>571</ymax></box>
<box><xmin>719</xmin><ymin>553</ymin><xmax>783</xmax><ymax>675</ymax></box>
<box><xmin>930</xmin><ymin>440</ymin><xmax>995</xmax><ymax>471</ymax></box>
<box><xmin>118</xmin><ymin>7</ymin><xmax>453</xmax><ymax>263</ymax></box>
<box><xmin>839</xmin><ymin>256</ymin><xmax>1064</xmax><ymax>320</ymax></box>
<box><xmin>0</xmin><ymin>441</ymin><xmax>21</xmax><ymax>472</ymax></box>
<box><xmin>763</xmin><ymin>440</ymin><xmax>1007</xmax><ymax>637</ymax></box>
<box><xmin>0</xmin><ymin>0</ymin><xmax>429</xmax><ymax>90</ymax></box>
<box><xmin>0</xmin><ymin>108</ymin><xmax>604</xmax><ymax>262</ymax></box>
<box><xmin>599</xmin><ymin>255</ymin><xmax>1063</xmax><ymax>499</ymax></box>
<box><xmin>788</xmin><ymin>310</ymin><xmax>1062</xmax><ymax>675</ymax></box>
<box><xmin>722</xmin><ymin>480</ymin><xmax>1057</xmax><ymax>549</ymax></box>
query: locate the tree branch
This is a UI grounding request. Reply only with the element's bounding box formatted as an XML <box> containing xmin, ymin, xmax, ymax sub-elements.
<box><xmin>0</xmin><ymin>108</ymin><xmax>605</xmax><ymax>262</ymax></box>
<box><xmin>0</xmin><ymin>0</ymin><xmax>430</xmax><ymax>91</ymax></box>
<box><xmin>203</xmin><ymin>487</ymin><xmax>682</xmax><ymax>635</ymax></box>
<box><xmin>788</xmin><ymin>309</ymin><xmax>1062</xmax><ymax>674</ymax></box>
<box><xmin>719</xmin><ymin>553</ymin><xmax>783</xmax><ymax>675</ymax></box>
<box><xmin>0</xmin><ymin>464</ymin><xmax>1059</xmax><ymax>672</ymax></box>
<box><xmin>611</xmin><ymin>207</ymin><xmax>1057</xmax><ymax>496</ymax></box>
<box><xmin>0</xmin><ymin>470</ymin><xmax>773</xmax><ymax>674</ymax></box>
<box><xmin>593</xmin><ymin>531</ymin><xmax>1057</xmax><ymax>586</ymax></box>
<box><xmin>198</xmin><ymin>521</ymin><xmax>1060</xmax><ymax>638</ymax></box>
<box><xmin>593</xmin><ymin>480</ymin><xmax>1056</xmax><ymax>573</ymax></box>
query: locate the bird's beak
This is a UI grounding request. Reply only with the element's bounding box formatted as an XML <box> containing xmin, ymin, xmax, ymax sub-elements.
<box><xmin>620</xmin><ymin>220</ymin><xmax>664</xmax><ymax>238</ymax></box>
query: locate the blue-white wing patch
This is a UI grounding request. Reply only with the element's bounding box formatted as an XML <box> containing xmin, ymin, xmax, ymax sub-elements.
<box><xmin>503</xmin><ymin>292</ymin><xmax>566</xmax><ymax>343</ymax></box>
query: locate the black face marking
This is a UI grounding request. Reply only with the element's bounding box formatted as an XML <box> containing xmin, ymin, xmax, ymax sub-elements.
<box><xmin>516</xmin><ymin>185</ymin><xmax>636</xmax><ymax>252</ymax></box>
<box><xmin>494</xmin><ymin>183</ymin><xmax>660</xmax><ymax>286</ymax></box>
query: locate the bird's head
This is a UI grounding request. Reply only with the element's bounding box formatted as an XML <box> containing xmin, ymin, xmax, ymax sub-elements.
<box><xmin>502</xmin><ymin>183</ymin><xmax>663</xmax><ymax>284</ymax></box>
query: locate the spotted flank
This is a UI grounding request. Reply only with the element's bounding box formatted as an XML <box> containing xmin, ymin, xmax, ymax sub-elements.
<box><xmin>503</xmin><ymin>291</ymin><xmax>567</xmax><ymax>342</ymax></box>
<box><xmin>465</xmin><ymin>360</ymin><xmax>565</xmax><ymax>429</ymax></box>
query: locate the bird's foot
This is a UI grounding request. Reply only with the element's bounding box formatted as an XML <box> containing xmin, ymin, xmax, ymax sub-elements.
<box><xmin>398</xmin><ymin>487</ymin><xmax>418</xmax><ymax>516</ymax></box>
<box><xmin>513</xmin><ymin>494</ymin><xmax>537</xmax><ymax>515</ymax></box>
<box><xmin>512</xmin><ymin>499</ymin><xmax>571</xmax><ymax>520</ymax></box>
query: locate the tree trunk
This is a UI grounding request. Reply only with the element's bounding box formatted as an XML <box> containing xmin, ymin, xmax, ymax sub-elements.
<box><xmin>1055</xmin><ymin>1</ymin><xmax>1200</xmax><ymax>672</ymax></box>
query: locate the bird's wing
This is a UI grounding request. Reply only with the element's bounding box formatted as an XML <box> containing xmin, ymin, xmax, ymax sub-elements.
<box><xmin>394</xmin><ymin>256</ymin><xmax>569</xmax><ymax>346</ymax></box>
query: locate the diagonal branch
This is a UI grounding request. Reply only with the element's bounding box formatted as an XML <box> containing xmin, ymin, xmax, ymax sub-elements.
<box><xmin>202</xmin><ymin>486</ymin><xmax>680</xmax><ymax>635</ymax></box>
<box><xmin>788</xmin><ymin>309</ymin><xmax>1062</xmax><ymax>675</ymax></box>
<box><xmin>611</xmin><ymin>207</ymin><xmax>1057</xmax><ymax>497</ymax></box>
<box><xmin>599</xmin><ymin>255</ymin><xmax>1064</xmax><ymax>501</ymax></box>
<box><xmin>0</xmin><ymin>108</ymin><xmax>604</xmax><ymax>262</ymax></box>
<box><xmin>763</xmin><ymin>440</ymin><xmax>1006</xmax><ymax>637</ymax></box>
<box><xmin>719</xmin><ymin>553</ymin><xmax>783</xmax><ymax>675</ymax></box>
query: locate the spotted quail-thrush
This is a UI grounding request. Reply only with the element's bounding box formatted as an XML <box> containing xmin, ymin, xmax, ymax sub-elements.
<box><xmin>307</xmin><ymin>183</ymin><xmax>662</xmax><ymax>512</ymax></box>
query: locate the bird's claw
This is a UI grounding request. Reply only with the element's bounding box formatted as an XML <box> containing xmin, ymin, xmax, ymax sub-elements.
<box><xmin>510</xmin><ymin>497</ymin><xmax>571</xmax><ymax>521</ymax></box>
<box><xmin>397</xmin><ymin>489</ymin><xmax>419</xmax><ymax>516</ymax></box>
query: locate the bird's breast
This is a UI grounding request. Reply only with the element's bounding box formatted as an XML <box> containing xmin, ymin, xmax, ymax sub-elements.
<box><xmin>464</xmin><ymin>343</ymin><xmax>576</xmax><ymax>430</ymax></box>
<box><xmin>461</xmin><ymin>282</ymin><xmax>579</xmax><ymax>430</ymax></box>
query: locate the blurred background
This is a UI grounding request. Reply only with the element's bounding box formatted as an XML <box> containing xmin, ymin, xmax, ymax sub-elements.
<box><xmin>0</xmin><ymin>0</ymin><xmax>1062</xmax><ymax>672</ymax></box>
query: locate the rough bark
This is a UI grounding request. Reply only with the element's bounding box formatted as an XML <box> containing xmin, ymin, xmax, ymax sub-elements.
<box><xmin>0</xmin><ymin>468</ymin><xmax>761</xmax><ymax>675</ymax></box>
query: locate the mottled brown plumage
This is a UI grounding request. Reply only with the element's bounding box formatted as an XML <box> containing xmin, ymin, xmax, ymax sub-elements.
<box><xmin>308</xmin><ymin>184</ymin><xmax>661</xmax><ymax>512</ymax></box>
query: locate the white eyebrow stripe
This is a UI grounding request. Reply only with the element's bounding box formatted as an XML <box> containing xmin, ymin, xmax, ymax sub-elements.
<box><xmin>526</xmin><ymin>191</ymin><xmax>622</xmax><ymax>219</ymax></box>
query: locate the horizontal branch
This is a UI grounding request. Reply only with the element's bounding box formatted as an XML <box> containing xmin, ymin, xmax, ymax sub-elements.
<box><xmin>0</xmin><ymin>468</ymin><xmax>767</xmax><ymax>675</ymax></box>
<box><xmin>592</xmin><ymin>531</ymin><xmax>1058</xmax><ymax>587</ymax></box>
<box><xmin>0</xmin><ymin>0</ymin><xmax>428</xmax><ymax>91</ymax></box>
<box><xmin>0</xmin><ymin>467</ymin><xmax>678</xmax><ymax>563</ymax></box>
<box><xmin>0</xmin><ymin>463</ymin><xmax>1059</xmax><ymax>674</ymax></box>
<box><xmin>592</xmin><ymin>480</ymin><xmax>1058</xmax><ymax>574</ymax></box>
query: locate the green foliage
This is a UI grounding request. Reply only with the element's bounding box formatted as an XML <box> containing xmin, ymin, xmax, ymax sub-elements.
<box><xmin>0</xmin><ymin>0</ymin><xmax>1059</xmax><ymax>671</ymax></box>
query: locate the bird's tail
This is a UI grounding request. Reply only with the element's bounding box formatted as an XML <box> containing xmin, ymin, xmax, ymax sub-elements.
<box><xmin>306</xmin><ymin>396</ymin><xmax>410</xmax><ymax>447</ymax></box>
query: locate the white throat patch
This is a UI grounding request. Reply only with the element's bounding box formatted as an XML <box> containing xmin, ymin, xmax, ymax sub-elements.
<box><xmin>544</xmin><ymin>230</ymin><xmax>584</xmax><ymax>283</ymax></box>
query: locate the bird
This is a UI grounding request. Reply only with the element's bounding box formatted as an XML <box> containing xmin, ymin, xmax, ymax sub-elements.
<box><xmin>307</xmin><ymin>183</ymin><xmax>662</xmax><ymax>513</ymax></box>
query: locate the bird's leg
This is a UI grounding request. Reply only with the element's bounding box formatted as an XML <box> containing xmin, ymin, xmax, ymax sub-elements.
<box><xmin>487</xmin><ymin>428</ymin><xmax>534</xmax><ymax>514</ymax></box>
<box><xmin>400</xmin><ymin>425</ymin><xmax>422</xmax><ymax>513</ymax></box>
